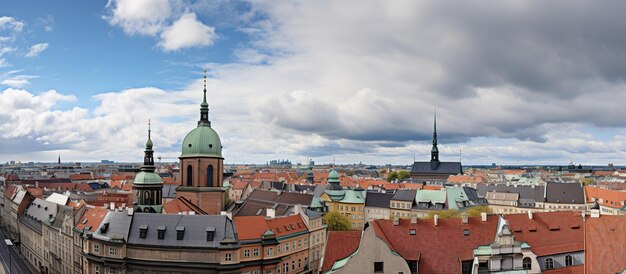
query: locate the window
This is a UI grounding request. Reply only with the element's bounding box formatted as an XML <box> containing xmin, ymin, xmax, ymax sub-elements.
<box><xmin>285</xmin><ymin>243</ymin><xmax>289</xmax><ymax>251</ymax></box>
<box><xmin>463</xmin><ymin>229</ymin><xmax>470</xmax><ymax>236</ymax></box>
<box><xmin>109</xmin><ymin>270</ymin><xmax>116</xmax><ymax>274</ymax></box>
<box><xmin>207</xmin><ymin>165</ymin><xmax>214</xmax><ymax>187</ymax></box>
<box><xmin>267</xmin><ymin>247</ymin><xmax>273</xmax><ymax>256</ymax></box>
<box><xmin>187</xmin><ymin>165</ymin><xmax>193</xmax><ymax>186</ymax></box>
<box><xmin>292</xmin><ymin>261</ymin><xmax>295</xmax><ymax>270</ymax></box>
<box><xmin>157</xmin><ymin>228</ymin><xmax>165</xmax><ymax>240</ymax></box>
<box><xmin>277</xmin><ymin>245</ymin><xmax>281</xmax><ymax>253</ymax></box>
<box><xmin>409</xmin><ymin>229</ymin><xmax>416</xmax><ymax>235</ymax></box>
<box><xmin>298</xmin><ymin>258</ymin><xmax>301</xmax><ymax>268</ymax></box>
<box><xmin>94</xmin><ymin>265</ymin><xmax>100</xmax><ymax>274</ymax></box>
<box><xmin>225</xmin><ymin>253</ymin><xmax>232</xmax><ymax>262</ymax></box>
<box><xmin>265</xmin><ymin>270</ymin><xmax>273</xmax><ymax>274</ymax></box>
<box><xmin>523</xmin><ymin>257</ymin><xmax>531</xmax><ymax>270</ymax></box>
<box><xmin>292</xmin><ymin>241</ymin><xmax>295</xmax><ymax>250</ymax></box>
<box><xmin>253</xmin><ymin>271</ymin><xmax>260</xmax><ymax>274</ymax></box>
<box><xmin>109</xmin><ymin>247</ymin><xmax>117</xmax><ymax>256</ymax></box>
<box><xmin>565</xmin><ymin>255</ymin><xmax>573</xmax><ymax>266</ymax></box>
<box><xmin>253</xmin><ymin>248</ymin><xmax>259</xmax><ymax>256</ymax></box>
<box><xmin>545</xmin><ymin>258</ymin><xmax>554</xmax><ymax>270</ymax></box>
<box><xmin>461</xmin><ymin>261</ymin><xmax>472</xmax><ymax>274</ymax></box>
<box><xmin>374</xmin><ymin>262</ymin><xmax>384</xmax><ymax>272</ymax></box>
<box><xmin>244</xmin><ymin>249</ymin><xmax>250</xmax><ymax>258</ymax></box>
<box><xmin>298</xmin><ymin>240</ymin><xmax>302</xmax><ymax>248</ymax></box>
<box><xmin>304</xmin><ymin>238</ymin><xmax>308</xmax><ymax>247</ymax></box>
<box><xmin>93</xmin><ymin>244</ymin><xmax>99</xmax><ymax>253</ymax></box>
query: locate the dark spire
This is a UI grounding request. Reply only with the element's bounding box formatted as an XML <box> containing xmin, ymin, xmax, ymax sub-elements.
<box><xmin>198</xmin><ymin>66</ymin><xmax>211</xmax><ymax>127</ymax></box>
<box><xmin>58</xmin><ymin>153</ymin><xmax>61</xmax><ymax>165</ymax></box>
<box><xmin>430</xmin><ymin>109</ymin><xmax>440</xmax><ymax>169</ymax></box>
<box><xmin>141</xmin><ymin>120</ymin><xmax>155</xmax><ymax>172</ymax></box>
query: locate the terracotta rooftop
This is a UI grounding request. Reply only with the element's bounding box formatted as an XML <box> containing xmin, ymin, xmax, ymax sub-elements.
<box><xmin>322</xmin><ymin>230</ymin><xmax>362</xmax><ymax>273</ymax></box>
<box><xmin>504</xmin><ymin>211</ymin><xmax>583</xmax><ymax>256</ymax></box>
<box><xmin>584</xmin><ymin>215</ymin><xmax>626</xmax><ymax>274</ymax></box>
<box><xmin>584</xmin><ymin>186</ymin><xmax>626</xmax><ymax>209</ymax></box>
<box><xmin>371</xmin><ymin>215</ymin><xmax>499</xmax><ymax>273</ymax></box>
<box><xmin>542</xmin><ymin>265</ymin><xmax>584</xmax><ymax>274</ymax></box>
<box><xmin>234</xmin><ymin>214</ymin><xmax>306</xmax><ymax>241</ymax></box>
<box><xmin>75</xmin><ymin>207</ymin><xmax>109</xmax><ymax>232</ymax></box>
<box><xmin>162</xmin><ymin>197</ymin><xmax>207</xmax><ymax>215</ymax></box>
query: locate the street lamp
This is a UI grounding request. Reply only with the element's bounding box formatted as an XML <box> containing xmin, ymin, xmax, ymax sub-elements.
<box><xmin>4</xmin><ymin>239</ymin><xmax>13</xmax><ymax>274</ymax></box>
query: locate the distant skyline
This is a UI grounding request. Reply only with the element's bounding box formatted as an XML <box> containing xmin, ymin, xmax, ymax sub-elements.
<box><xmin>2</xmin><ymin>1</ymin><xmax>626</xmax><ymax>165</ymax></box>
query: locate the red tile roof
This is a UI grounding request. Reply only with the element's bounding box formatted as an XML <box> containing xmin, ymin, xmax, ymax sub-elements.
<box><xmin>585</xmin><ymin>215</ymin><xmax>626</xmax><ymax>274</ymax></box>
<box><xmin>322</xmin><ymin>231</ymin><xmax>362</xmax><ymax>273</ymax></box>
<box><xmin>4</xmin><ymin>185</ymin><xmax>18</xmax><ymax>199</ymax></box>
<box><xmin>584</xmin><ymin>186</ymin><xmax>626</xmax><ymax>209</ymax></box>
<box><xmin>234</xmin><ymin>214</ymin><xmax>307</xmax><ymax>241</ymax></box>
<box><xmin>75</xmin><ymin>207</ymin><xmax>108</xmax><ymax>232</ymax></box>
<box><xmin>542</xmin><ymin>265</ymin><xmax>584</xmax><ymax>274</ymax></box>
<box><xmin>371</xmin><ymin>216</ymin><xmax>499</xmax><ymax>273</ymax></box>
<box><xmin>162</xmin><ymin>197</ymin><xmax>207</xmax><ymax>215</ymax></box>
<box><xmin>504</xmin><ymin>211</ymin><xmax>583</xmax><ymax>256</ymax></box>
<box><xmin>70</xmin><ymin>174</ymin><xmax>94</xmax><ymax>181</ymax></box>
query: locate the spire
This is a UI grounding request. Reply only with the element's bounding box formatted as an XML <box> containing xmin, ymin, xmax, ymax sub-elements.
<box><xmin>58</xmin><ymin>153</ymin><xmax>61</xmax><ymax>165</ymax></box>
<box><xmin>198</xmin><ymin>66</ymin><xmax>211</xmax><ymax>127</ymax></box>
<box><xmin>142</xmin><ymin>120</ymin><xmax>155</xmax><ymax>172</ymax></box>
<box><xmin>430</xmin><ymin>109</ymin><xmax>440</xmax><ymax>169</ymax></box>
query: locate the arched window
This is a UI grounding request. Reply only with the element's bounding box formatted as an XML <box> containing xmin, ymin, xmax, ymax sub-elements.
<box><xmin>187</xmin><ymin>165</ymin><xmax>193</xmax><ymax>186</ymax></box>
<box><xmin>545</xmin><ymin>258</ymin><xmax>554</xmax><ymax>270</ymax></box>
<box><xmin>144</xmin><ymin>191</ymin><xmax>151</xmax><ymax>205</ymax></box>
<box><xmin>523</xmin><ymin>257</ymin><xmax>531</xmax><ymax>270</ymax></box>
<box><xmin>565</xmin><ymin>255</ymin><xmax>573</xmax><ymax>266</ymax></box>
<box><xmin>207</xmin><ymin>165</ymin><xmax>214</xmax><ymax>187</ymax></box>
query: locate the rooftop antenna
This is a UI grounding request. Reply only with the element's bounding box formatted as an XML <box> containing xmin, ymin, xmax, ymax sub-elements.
<box><xmin>459</xmin><ymin>149</ymin><xmax>462</xmax><ymax>162</ymax></box>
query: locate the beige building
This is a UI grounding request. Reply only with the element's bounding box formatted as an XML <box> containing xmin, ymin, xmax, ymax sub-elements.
<box><xmin>328</xmin><ymin>223</ymin><xmax>410</xmax><ymax>273</ymax></box>
<box><xmin>300</xmin><ymin>207</ymin><xmax>326</xmax><ymax>272</ymax></box>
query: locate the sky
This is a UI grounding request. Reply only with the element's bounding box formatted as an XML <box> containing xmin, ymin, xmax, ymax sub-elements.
<box><xmin>1</xmin><ymin>0</ymin><xmax>626</xmax><ymax>166</ymax></box>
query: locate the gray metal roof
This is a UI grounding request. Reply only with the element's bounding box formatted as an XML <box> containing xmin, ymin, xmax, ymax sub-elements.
<box><xmin>410</xmin><ymin>161</ymin><xmax>462</xmax><ymax>175</ymax></box>
<box><xmin>24</xmin><ymin>198</ymin><xmax>58</xmax><ymax>224</ymax></box>
<box><xmin>476</xmin><ymin>184</ymin><xmax>545</xmax><ymax>207</ymax></box>
<box><xmin>162</xmin><ymin>184</ymin><xmax>177</xmax><ymax>198</ymax></box>
<box><xmin>545</xmin><ymin>182</ymin><xmax>584</xmax><ymax>204</ymax></box>
<box><xmin>391</xmin><ymin>189</ymin><xmax>417</xmax><ymax>202</ymax></box>
<box><xmin>127</xmin><ymin>213</ymin><xmax>238</xmax><ymax>249</ymax></box>
<box><xmin>365</xmin><ymin>192</ymin><xmax>394</xmax><ymax>208</ymax></box>
<box><xmin>92</xmin><ymin>211</ymin><xmax>132</xmax><ymax>242</ymax></box>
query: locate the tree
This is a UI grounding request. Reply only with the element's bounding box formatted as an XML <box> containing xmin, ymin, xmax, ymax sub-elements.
<box><xmin>323</xmin><ymin>211</ymin><xmax>352</xmax><ymax>231</ymax></box>
<box><xmin>465</xmin><ymin>205</ymin><xmax>492</xmax><ymax>217</ymax></box>
<box><xmin>581</xmin><ymin>178</ymin><xmax>595</xmax><ymax>186</ymax></box>
<box><xmin>397</xmin><ymin>170</ymin><xmax>411</xmax><ymax>180</ymax></box>
<box><xmin>387</xmin><ymin>171</ymin><xmax>398</xmax><ymax>182</ymax></box>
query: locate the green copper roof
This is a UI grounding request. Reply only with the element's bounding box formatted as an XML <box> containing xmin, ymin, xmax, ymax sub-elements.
<box><xmin>133</xmin><ymin>171</ymin><xmax>163</xmax><ymax>185</ymax></box>
<box><xmin>473</xmin><ymin>245</ymin><xmax>492</xmax><ymax>256</ymax></box>
<box><xmin>446</xmin><ymin>186</ymin><xmax>468</xmax><ymax>210</ymax></box>
<box><xmin>328</xmin><ymin>170</ymin><xmax>340</xmax><ymax>183</ymax></box>
<box><xmin>326</xmin><ymin>189</ymin><xmax>365</xmax><ymax>204</ymax></box>
<box><xmin>310</xmin><ymin>196</ymin><xmax>324</xmax><ymax>208</ymax></box>
<box><xmin>180</xmin><ymin>125</ymin><xmax>222</xmax><ymax>158</ymax></box>
<box><xmin>415</xmin><ymin>189</ymin><xmax>447</xmax><ymax>203</ymax></box>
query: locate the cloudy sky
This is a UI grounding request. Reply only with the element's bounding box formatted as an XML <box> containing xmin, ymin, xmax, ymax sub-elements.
<box><xmin>1</xmin><ymin>0</ymin><xmax>626</xmax><ymax>165</ymax></box>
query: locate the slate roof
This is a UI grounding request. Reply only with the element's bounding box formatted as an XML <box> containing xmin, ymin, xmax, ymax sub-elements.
<box><xmin>127</xmin><ymin>213</ymin><xmax>238</xmax><ymax>249</ymax></box>
<box><xmin>391</xmin><ymin>189</ymin><xmax>417</xmax><ymax>202</ymax></box>
<box><xmin>162</xmin><ymin>184</ymin><xmax>177</xmax><ymax>198</ymax></box>
<box><xmin>322</xmin><ymin>231</ymin><xmax>362</xmax><ymax>273</ymax></box>
<box><xmin>410</xmin><ymin>161</ymin><xmax>462</xmax><ymax>175</ymax></box>
<box><xmin>504</xmin><ymin>211</ymin><xmax>583</xmax><ymax>256</ymax></box>
<box><xmin>92</xmin><ymin>211</ymin><xmax>132</xmax><ymax>242</ymax></box>
<box><xmin>364</xmin><ymin>192</ymin><xmax>394</xmax><ymax>208</ymax></box>
<box><xmin>51</xmin><ymin>205</ymin><xmax>73</xmax><ymax>229</ymax></box>
<box><xmin>476</xmin><ymin>184</ymin><xmax>544</xmax><ymax>208</ymax></box>
<box><xmin>371</xmin><ymin>215</ymin><xmax>498</xmax><ymax>273</ymax></box>
<box><xmin>545</xmin><ymin>182</ymin><xmax>585</xmax><ymax>204</ymax></box>
<box><xmin>25</xmin><ymin>198</ymin><xmax>58</xmax><ymax>224</ymax></box>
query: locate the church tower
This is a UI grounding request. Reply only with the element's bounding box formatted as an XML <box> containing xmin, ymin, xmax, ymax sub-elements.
<box><xmin>176</xmin><ymin>68</ymin><xmax>226</xmax><ymax>214</ymax></box>
<box><xmin>132</xmin><ymin>121</ymin><xmax>163</xmax><ymax>213</ymax></box>
<box><xmin>430</xmin><ymin>110</ymin><xmax>440</xmax><ymax>170</ymax></box>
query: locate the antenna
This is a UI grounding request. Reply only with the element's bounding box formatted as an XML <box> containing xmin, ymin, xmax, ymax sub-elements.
<box><xmin>459</xmin><ymin>149</ymin><xmax>462</xmax><ymax>162</ymax></box>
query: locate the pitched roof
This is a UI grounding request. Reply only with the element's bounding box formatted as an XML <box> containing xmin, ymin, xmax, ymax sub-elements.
<box><xmin>371</xmin><ymin>215</ymin><xmax>498</xmax><ymax>273</ymax></box>
<box><xmin>234</xmin><ymin>214</ymin><xmax>306</xmax><ymax>241</ymax></box>
<box><xmin>391</xmin><ymin>189</ymin><xmax>417</xmax><ymax>202</ymax></box>
<box><xmin>411</xmin><ymin>161</ymin><xmax>462</xmax><ymax>175</ymax></box>
<box><xmin>75</xmin><ymin>207</ymin><xmax>109</xmax><ymax>232</ymax></box>
<box><xmin>584</xmin><ymin>186</ymin><xmax>626</xmax><ymax>209</ymax></box>
<box><xmin>127</xmin><ymin>213</ymin><xmax>238</xmax><ymax>249</ymax></box>
<box><xmin>322</xmin><ymin>231</ymin><xmax>361</xmax><ymax>273</ymax></box>
<box><xmin>503</xmin><ymin>211</ymin><xmax>583</xmax><ymax>256</ymax></box>
<box><xmin>365</xmin><ymin>192</ymin><xmax>394</xmax><ymax>208</ymax></box>
<box><xmin>92</xmin><ymin>211</ymin><xmax>132</xmax><ymax>242</ymax></box>
<box><xmin>545</xmin><ymin>182</ymin><xmax>585</xmax><ymax>204</ymax></box>
<box><xmin>584</xmin><ymin>215</ymin><xmax>626</xmax><ymax>274</ymax></box>
<box><xmin>4</xmin><ymin>185</ymin><xmax>18</xmax><ymax>200</ymax></box>
<box><xmin>162</xmin><ymin>197</ymin><xmax>207</xmax><ymax>215</ymax></box>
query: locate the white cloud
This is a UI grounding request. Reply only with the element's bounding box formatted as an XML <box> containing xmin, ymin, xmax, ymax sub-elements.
<box><xmin>25</xmin><ymin>43</ymin><xmax>49</xmax><ymax>58</ymax></box>
<box><xmin>105</xmin><ymin>0</ymin><xmax>172</xmax><ymax>36</ymax></box>
<box><xmin>0</xmin><ymin>74</ymin><xmax>37</xmax><ymax>88</ymax></box>
<box><xmin>0</xmin><ymin>16</ymin><xmax>24</xmax><ymax>32</ymax></box>
<box><xmin>158</xmin><ymin>13</ymin><xmax>216</xmax><ymax>51</ymax></box>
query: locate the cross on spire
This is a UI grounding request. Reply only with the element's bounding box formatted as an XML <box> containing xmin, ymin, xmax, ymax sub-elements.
<box><xmin>198</xmin><ymin>66</ymin><xmax>211</xmax><ymax>127</ymax></box>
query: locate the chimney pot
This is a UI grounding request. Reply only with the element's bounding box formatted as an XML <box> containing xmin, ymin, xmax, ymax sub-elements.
<box><xmin>434</xmin><ymin>214</ymin><xmax>439</xmax><ymax>226</ymax></box>
<box><xmin>481</xmin><ymin>212</ymin><xmax>487</xmax><ymax>222</ymax></box>
<box><xmin>461</xmin><ymin>212</ymin><xmax>469</xmax><ymax>224</ymax></box>
<box><xmin>528</xmin><ymin>211</ymin><xmax>533</xmax><ymax>220</ymax></box>
<box><xmin>410</xmin><ymin>216</ymin><xmax>417</xmax><ymax>224</ymax></box>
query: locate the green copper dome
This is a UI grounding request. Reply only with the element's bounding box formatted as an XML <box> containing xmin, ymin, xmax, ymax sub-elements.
<box><xmin>328</xmin><ymin>170</ymin><xmax>340</xmax><ymax>183</ymax></box>
<box><xmin>134</xmin><ymin>171</ymin><xmax>162</xmax><ymax>185</ymax></box>
<box><xmin>180</xmin><ymin>126</ymin><xmax>222</xmax><ymax>158</ymax></box>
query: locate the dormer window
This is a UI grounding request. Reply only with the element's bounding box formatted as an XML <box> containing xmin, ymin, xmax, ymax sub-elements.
<box><xmin>176</xmin><ymin>226</ymin><xmax>185</xmax><ymax>240</ymax></box>
<box><xmin>100</xmin><ymin>222</ymin><xmax>109</xmax><ymax>233</ymax></box>
<box><xmin>206</xmin><ymin>226</ymin><xmax>216</xmax><ymax>241</ymax></box>
<box><xmin>157</xmin><ymin>226</ymin><xmax>166</xmax><ymax>240</ymax></box>
<box><xmin>139</xmin><ymin>224</ymin><xmax>148</xmax><ymax>238</ymax></box>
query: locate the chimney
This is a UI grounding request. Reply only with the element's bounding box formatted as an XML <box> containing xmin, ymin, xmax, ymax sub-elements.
<box><xmin>434</xmin><ymin>214</ymin><xmax>439</xmax><ymax>226</ymax></box>
<box><xmin>103</xmin><ymin>203</ymin><xmax>109</xmax><ymax>209</ymax></box>
<box><xmin>127</xmin><ymin>207</ymin><xmax>134</xmax><ymax>216</ymax></box>
<box><xmin>528</xmin><ymin>210</ymin><xmax>533</xmax><ymax>220</ymax></box>
<box><xmin>481</xmin><ymin>212</ymin><xmax>487</xmax><ymax>222</ymax></box>
<box><xmin>221</xmin><ymin>211</ymin><xmax>233</xmax><ymax>220</ymax></box>
<box><xmin>189</xmin><ymin>211</ymin><xmax>196</xmax><ymax>215</ymax></box>
<box><xmin>266</xmin><ymin>208</ymin><xmax>276</xmax><ymax>219</ymax></box>
<box><xmin>393</xmin><ymin>217</ymin><xmax>399</xmax><ymax>226</ymax></box>
<box><xmin>110</xmin><ymin>202</ymin><xmax>115</xmax><ymax>210</ymax></box>
<box><xmin>410</xmin><ymin>216</ymin><xmax>417</xmax><ymax>224</ymax></box>
<box><xmin>461</xmin><ymin>212</ymin><xmax>469</xmax><ymax>224</ymax></box>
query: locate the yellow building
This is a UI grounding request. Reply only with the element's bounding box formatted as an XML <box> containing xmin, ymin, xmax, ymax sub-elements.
<box><xmin>320</xmin><ymin>170</ymin><xmax>366</xmax><ymax>229</ymax></box>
